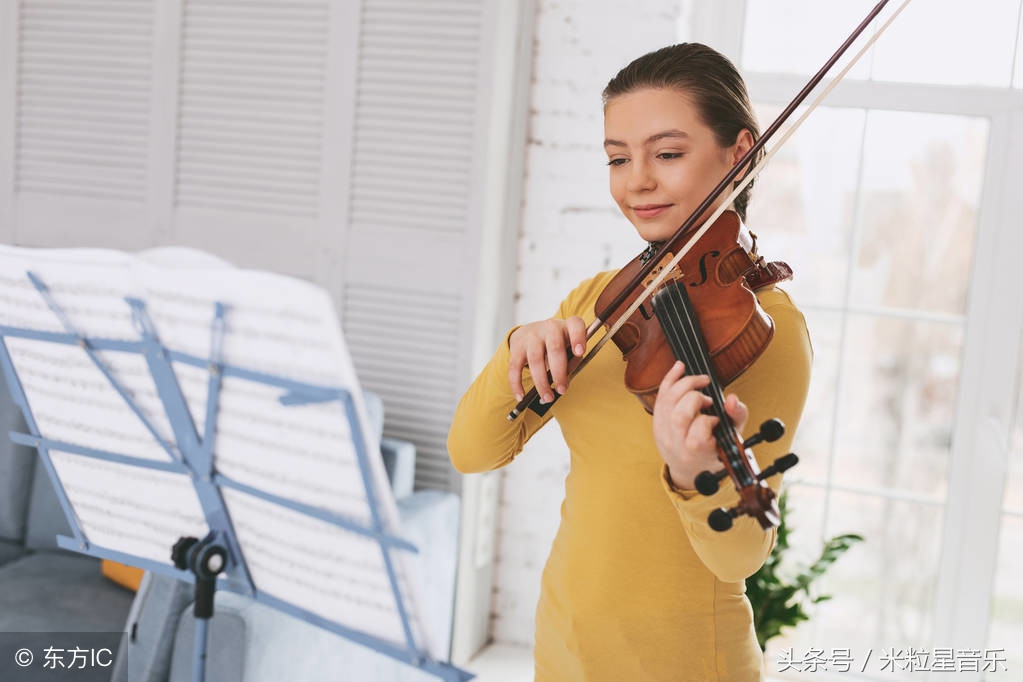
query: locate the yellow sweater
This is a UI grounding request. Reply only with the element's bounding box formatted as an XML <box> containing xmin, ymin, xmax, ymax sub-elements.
<box><xmin>448</xmin><ymin>270</ymin><xmax>813</xmax><ymax>682</ymax></box>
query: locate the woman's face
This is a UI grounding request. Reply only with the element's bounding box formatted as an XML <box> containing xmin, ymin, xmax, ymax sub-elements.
<box><xmin>604</xmin><ymin>87</ymin><xmax>752</xmax><ymax>243</ymax></box>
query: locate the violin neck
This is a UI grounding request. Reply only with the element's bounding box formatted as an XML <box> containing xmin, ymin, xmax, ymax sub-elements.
<box><xmin>650</xmin><ymin>281</ymin><xmax>756</xmax><ymax>487</ymax></box>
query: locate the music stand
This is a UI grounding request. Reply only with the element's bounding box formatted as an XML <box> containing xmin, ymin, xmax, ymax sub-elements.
<box><xmin>0</xmin><ymin>245</ymin><xmax>472</xmax><ymax>682</ymax></box>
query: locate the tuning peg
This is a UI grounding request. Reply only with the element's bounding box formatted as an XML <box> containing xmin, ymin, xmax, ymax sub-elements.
<box><xmin>691</xmin><ymin>470</ymin><xmax>732</xmax><ymax>496</ymax></box>
<box><xmin>742</xmin><ymin>418</ymin><xmax>785</xmax><ymax>449</ymax></box>
<box><xmin>694</xmin><ymin>468</ymin><xmax>729</xmax><ymax>496</ymax></box>
<box><xmin>708</xmin><ymin>507</ymin><xmax>737</xmax><ymax>532</ymax></box>
<box><xmin>757</xmin><ymin>453</ymin><xmax>799</xmax><ymax>481</ymax></box>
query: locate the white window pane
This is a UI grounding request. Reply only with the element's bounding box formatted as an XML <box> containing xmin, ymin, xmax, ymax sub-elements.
<box><xmin>815</xmin><ymin>493</ymin><xmax>943</xmax><ymax>654</ymax></box>
<box><xmin>742</xmin><ymin>0</ymin><xmax>875</xmax><ymax>79</ymax></box>
<box><xmin>832</xmin><ymin>316</ymin><xmax>962</xmax><ymax>499</ymax></box>
<box><xmin>870</xmin><ymin>0</ymin><xmax>1019</xmax><ymax>87</ymax></box>
<box><xmin>789</xmin><ymin>309</ymin><xmax>841</xmax><ymax>485</ymax></box>
<box><xmin>760</xmin><ymin>486</ymin><xmax>830</xmax><ymax>667</ymax></box>
<box><xmin>851</xmin><ymin>111</ymin><xmax>987</xmax><ymax>315</ymax></box>
<box><xmin>988</xmin><ymin>516</ymin><xmax>1023</xmax><ymax>654</ymax></box>
<box><xmin>747</xmin><ymin>105</ymin><xmax>865</xmax><ymax>308</ymax></box>
<box><xmin>744</xmin><ymin>0</ymin><xmax>1020</xmax><ymax>87</ymax></box>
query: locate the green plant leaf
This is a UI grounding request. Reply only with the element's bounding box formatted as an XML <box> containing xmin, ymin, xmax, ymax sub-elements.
<box><xmin>747</xmin><ymin>488</ymin><xmax>865</xmax><ymax>651</ymax></box>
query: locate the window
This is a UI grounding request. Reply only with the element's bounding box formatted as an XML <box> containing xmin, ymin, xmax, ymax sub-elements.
<box><xmin>689</xmin><ymin>0</ymin><xmax>1023</xmax><ymax>676</ymax></box>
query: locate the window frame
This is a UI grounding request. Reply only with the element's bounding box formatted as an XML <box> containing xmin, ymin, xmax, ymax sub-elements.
<box><xmin>686</xmin><ymin>0</ymin><xmax>1023</xmax><ymax>662</ymax></box>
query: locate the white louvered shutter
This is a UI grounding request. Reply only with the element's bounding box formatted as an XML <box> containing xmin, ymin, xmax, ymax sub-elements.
<box><xmin>7</xmin><ymin>0</ymin><xmax>156</xmax><ymax>247</ymax></box>
<box><xmin>170</xmin><ymin>0</ymin><xmax>358</xmax><ymax>281</ymax></box>
<box><xmin>176</xmin><ymin>2</ymin><xmax>329</xmax><ymax>218</ymax></box>
<box><xmin>3</xmin><ymin>0</ymin><xmax>520</xmax><ymax>496</ymax></box>
<box><xmin>342</xmin><ymin>0</ymin><xmax>500</xmax><ymax>493</ymax></box>
<box><xmin>1</xmin><ymin>0</ymin><xmax>525</xmax><ymax>659</ymax></box>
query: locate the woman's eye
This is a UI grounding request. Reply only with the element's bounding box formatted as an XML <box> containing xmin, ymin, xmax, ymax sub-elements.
<box><xmin>657</xmin><ymin>152</ymin><xmax>683</xmax><ymax>160</ymax></box>
<box><xmin>607</xmin><ymin>158</ymin><xmax>628</xmax><ymax>167</ymax></box>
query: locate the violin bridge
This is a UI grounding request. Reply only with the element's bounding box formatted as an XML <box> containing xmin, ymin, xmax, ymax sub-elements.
<box><xmin>642</xmin><ymin>252</ymin><xmax>684</xmax><ymax>289</ymax></box>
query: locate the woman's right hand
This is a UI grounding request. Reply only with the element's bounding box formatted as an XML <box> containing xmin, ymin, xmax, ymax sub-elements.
<box><xmin>508</xmin><ymin>316</ymin><xmax>587</xmax><ymax>404</ymax></box>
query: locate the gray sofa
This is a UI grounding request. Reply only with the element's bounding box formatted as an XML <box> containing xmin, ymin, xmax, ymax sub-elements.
<box><xmin>1</xmin><ymin>369</ymin><xmax>461</xmax><ymax>682</ymax></box>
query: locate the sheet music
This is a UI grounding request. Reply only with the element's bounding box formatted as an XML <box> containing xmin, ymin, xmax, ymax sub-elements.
<box><xmin>0</xmin><ymin>249</ymin><xmax>180</xmax><ymax>461</ymax></box>
<box><xmin>223</xmin><ymin>487</ymin><xmax>425</xmax><ymax>652</ymax></box>
<box><xmin>50</xmin><ymin>450</ymin><xmax>209</xmax><ymax>564</ymax></box>
<box><xmin>4</xmin><ymin>338</ymin><xmax>182</xmax><ymax>461</ymax></box>
<box><xmin>0</xmin><ymin>244</ymin><xmax>435</xmax><ymax>659</ymax></box>
<box><xmin>134</xmin><ymin>260</ymin><xmax>399</xmax><ymax>526</ymax></box>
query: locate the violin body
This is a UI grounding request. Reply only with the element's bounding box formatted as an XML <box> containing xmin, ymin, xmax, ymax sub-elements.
<box><xmin>595</xmin><ymin>210</ymin><xmax>774</xmax><ymax>413</ymax></box>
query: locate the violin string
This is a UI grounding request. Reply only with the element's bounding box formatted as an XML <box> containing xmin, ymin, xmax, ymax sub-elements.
<box><xmin>650</xmin><ymin>284</ymin><xmax>740</xmax><ymax>470</ymax></box>
<box><xmin>653</xmin><ymin>284</ymin><xmax>723</xmax><ymax>417</ymax></box>
<box><xmin>673</xmin><ymin>287</ymin><xmax>757</xmax><ymax>486</ymax></box>
<box><xmin>653</xmin><ymin>283</ymin><xmax>750</xmax><ymax>485</ymax></box>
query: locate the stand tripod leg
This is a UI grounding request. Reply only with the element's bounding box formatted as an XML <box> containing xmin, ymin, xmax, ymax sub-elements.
<box><xmin>172</xmin><ymin>536</ymin><xmax>228</xmax><ymax>682</ymax></box>
<box><xmin>194</xmin><ymin>617</ymin><xmax>209</xmax><ymax>682</ymax></box>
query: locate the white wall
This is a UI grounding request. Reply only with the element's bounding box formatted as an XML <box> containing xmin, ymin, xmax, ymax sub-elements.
<box><xmin>490</xmin><ymin>0</ymin><xmax>684</xmax><ymax>646</ymax></box>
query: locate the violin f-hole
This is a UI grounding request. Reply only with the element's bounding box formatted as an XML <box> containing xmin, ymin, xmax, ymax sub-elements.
<box><xmin>689</xmin><ymin>250</ymin><xmax>720</xmax><ymax>287</ymax></box>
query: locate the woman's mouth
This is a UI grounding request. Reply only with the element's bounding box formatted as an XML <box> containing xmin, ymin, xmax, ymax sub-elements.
<box><xmin>632</xmin><ymin>204</ymin><xmax>672</xmax><ymax>219</ymax></box>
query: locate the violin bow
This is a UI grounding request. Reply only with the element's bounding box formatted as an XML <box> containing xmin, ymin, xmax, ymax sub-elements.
<box><xmin>509</xmin><ymin>0</ymin><xmax>913</xmax><ymax>420</ymax></box>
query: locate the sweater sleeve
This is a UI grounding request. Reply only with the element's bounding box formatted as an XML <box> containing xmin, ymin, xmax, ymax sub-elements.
<box><xmin>660</xmin><ymin>287</ymin><xmax>813</xmax><ymax>582</ymax></box>
<box><xmin>446</xmin><ymin>324</ymin><xmax>554</xmax><ymax>473</ymax></box>
<box><xmin>446</xmin><ymin>274</ymin><xmax>612</xmax><ymax>474</ymax></box>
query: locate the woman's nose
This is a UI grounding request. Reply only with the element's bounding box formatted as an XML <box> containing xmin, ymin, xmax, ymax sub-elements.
<box><xmin>627</xmin><ymin>159</ymin><xmax>656</xmax><ymax>192</ymax></box>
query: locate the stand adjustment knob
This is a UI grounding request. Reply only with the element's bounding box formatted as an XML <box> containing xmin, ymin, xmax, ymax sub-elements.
<box><xmin>171</xmin><ymin>536</ymin><xmax>199</xmax><ymax>570</ymax></box>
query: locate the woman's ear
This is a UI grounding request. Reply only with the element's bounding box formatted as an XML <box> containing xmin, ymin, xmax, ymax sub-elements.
<box><xmin>732</xmin><ymin>129</ymin><xmax>754</xmax><ymax>166</ymax></box>
<box><xmin>730</xmin><ymin>129</ymin><xmax>756</xmax><ymax>185</ymax></box>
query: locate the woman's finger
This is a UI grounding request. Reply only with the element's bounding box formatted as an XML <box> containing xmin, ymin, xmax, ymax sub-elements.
<box><xmin>687</xmin><ymin>414</ymin><xmax>720</xmax><ymax>452</ymax></box>
<box><xmin>724</xmin><ymin>393</ymin><xmax>749</xmax><ymax>433</ymax></box>
<box><xmin>526</xmin><ymin>340</ymin><xmax>554</xmax><ymax>403</ymax></box>
<box><xmin>658</xmin><ymin>361</ymin><xmax>687</xmax><ymax>395</ymax></box>
<box><xmin>544</xmin><ymin>323</ymin><xmax>571</xmax><ymax>395</ymax></box>
<box><xmin>566</xmin><ymin>316</ymin><xmax>588</xmax><ymax>358</ymax></box>
<box><xmin>659</xmin><ymin>364</ymin><xmax>712</xmax><ymax>405</ymax></box>
<box><xmin>508</xmin><ymin>338</ymin><xmax>528</xmax><ymax>401</ymax></box>
<box><xmin>673</xmin><ymin>390</ymin><xmax>711</xmax><ymax>423</ymax></box>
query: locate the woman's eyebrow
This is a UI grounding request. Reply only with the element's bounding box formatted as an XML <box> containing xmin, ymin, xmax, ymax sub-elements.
<box><xmin>647</xmin><ymin>129</ymin><xmax>689</xmax><ymax>143</ymax></box>
<box><xmin>603</xmin><ymin>129</ymin><xmax>690</xmax><ymax>148</ymax></box>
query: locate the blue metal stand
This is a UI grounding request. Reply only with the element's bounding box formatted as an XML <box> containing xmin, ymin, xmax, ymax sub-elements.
<box><xmin>172</xmin><ymin>536</ymin><xmax>228</xmax><ymax>682</ymax></box>
<box><xmin>0</xmin><ymin>269</ymin><xmax>473</xmax><ymax>682</ymax></box>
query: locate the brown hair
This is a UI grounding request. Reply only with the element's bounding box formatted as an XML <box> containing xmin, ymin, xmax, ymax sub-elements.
<box><xmin>603</xmin><ymin>43</ymin><xmax>762</xmax><ymax>221</ymax></box>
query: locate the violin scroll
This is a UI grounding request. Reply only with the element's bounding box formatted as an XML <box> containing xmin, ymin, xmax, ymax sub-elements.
<box><xmin>700</xmin><ymin>448</ymin><xmax>800</xmax><ymax>532</ymax></box>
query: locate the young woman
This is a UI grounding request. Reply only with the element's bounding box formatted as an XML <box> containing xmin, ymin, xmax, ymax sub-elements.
<box><xmin>448</xmin><ymin>43</ymin><xmax>813</xmax><ymax>681</ymax></box>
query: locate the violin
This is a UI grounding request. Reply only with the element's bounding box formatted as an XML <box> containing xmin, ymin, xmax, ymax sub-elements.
<box><xmin>505</xmin><ymin>0</ymin><xmax>910</xmax><ymax>531</ymax></box>
<box><xmin>597</xmin><ymin>210</ymin><xmax>794</xmax><ymax>531</ymax></box>
<box><xmin>596</xmin><ymin>211</ymin><xmax>772</xmax><ymax>414</ymax></box>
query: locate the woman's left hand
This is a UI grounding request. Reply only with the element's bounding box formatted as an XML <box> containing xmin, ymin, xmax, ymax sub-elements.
<box><xmin>653</xmin><ymin>361</ymin><xmax>748</xmax><ymax>491</ymax></box>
